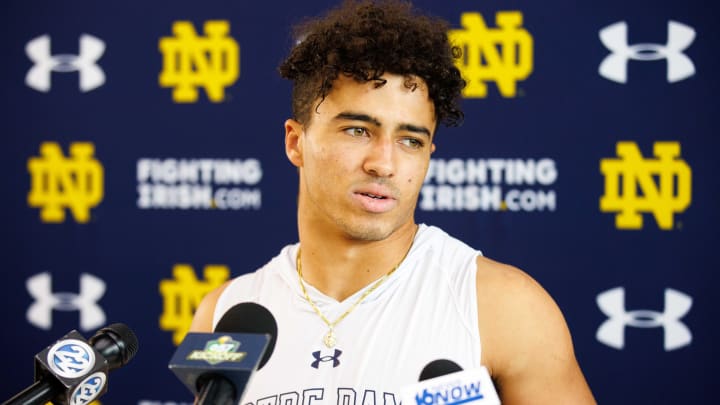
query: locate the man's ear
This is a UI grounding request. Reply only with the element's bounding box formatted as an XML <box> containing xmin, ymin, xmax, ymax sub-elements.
<box><xmin>285</xmin><ymin>119</ymin><xmax>304</xmax><ymax>167</ymax></box>
<box><xmin>431</xmin><ymin>142</ymin><xmax>436</xmax><ymax>154</ymax></box>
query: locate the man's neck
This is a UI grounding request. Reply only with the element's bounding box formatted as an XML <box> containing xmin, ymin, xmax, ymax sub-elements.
<box><xmin>297</xmin><ymin>222</ymin><xmax>418</xmax><ymax>302</ymax></box>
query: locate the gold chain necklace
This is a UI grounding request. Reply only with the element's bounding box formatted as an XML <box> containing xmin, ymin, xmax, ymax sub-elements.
<box><xmin>296</xmin><ymin>247</ymin><xmax>402</xmax><ymax>348</ymax></box>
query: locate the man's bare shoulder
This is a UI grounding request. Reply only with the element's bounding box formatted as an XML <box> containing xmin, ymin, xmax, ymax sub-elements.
<box><xmin>474</xmin><ymin>255</ymin><xmax>595</xmax><ymax>404</ymax></box>
<box><xmin>475</xmin><ymin>256</ymin><xmax>560</xmax><ymax>366</ymax></box>
<box><xmin>189</xmin><ymin>280</ymin><xmax>233</xmax><ymax>333</ymax></box>
<box><xmin>475</xmin><ymin>256</ymin><xmax>557</xmax><ymax>317</ymax></box>
<box><xmin>475</xmin><ymin>255</ymin><xmax>537</xmax><ymax>295</ymax></box>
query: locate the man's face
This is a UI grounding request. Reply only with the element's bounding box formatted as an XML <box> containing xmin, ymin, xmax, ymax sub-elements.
<box><xmin>285</xmin><ymin>73</ymin><xmax>437</xmax><ymax>241</ymax></box>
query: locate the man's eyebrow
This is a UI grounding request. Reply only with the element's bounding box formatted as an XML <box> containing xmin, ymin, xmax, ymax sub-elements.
<box><xmin>333</xmin><ymin>112</ymin><xmax>381</xmax><ymax>127</ymax></box>
<box><xmin>398</xmin><ymin>124</ymin><xmax>431</xmax><ymax>138</ymax></box>
<box><xmin>334</xmin><ymin>112</ymin><xmax>432</xmax><ymax>138</ymax></box>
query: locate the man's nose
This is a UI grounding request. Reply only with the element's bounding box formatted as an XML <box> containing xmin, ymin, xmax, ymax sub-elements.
<box><xmin>363</xmin><ymin>136</ymin><xmax>395</xmax><ymax>177</ymax></box>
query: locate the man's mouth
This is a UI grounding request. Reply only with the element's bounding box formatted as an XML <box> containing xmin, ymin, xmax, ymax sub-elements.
<box><xmin>360</xmin><ymin>192</ymin><xmax>387</xmax><ymax>200</ymax></box>
<box><xmin>352</xmin><ymin>188</ymin><xmax>397</xmax><ymax>213</ymax></box>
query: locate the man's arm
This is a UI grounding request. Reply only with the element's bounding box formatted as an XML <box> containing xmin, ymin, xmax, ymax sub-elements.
<box><xmin>476</xmin><ymin>256</ymin><xmax>595</xmax><ymax>404</ymax></box>
<box><xmin>189</xmin><ymin>281</ymin><xmax>232</xmax><ymax>333</ymax></box>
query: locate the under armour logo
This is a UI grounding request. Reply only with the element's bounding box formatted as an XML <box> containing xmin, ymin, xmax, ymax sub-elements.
<box><xmin>311</xmin><ymin>349</ymin><xmax>342</xmax><ymax>369</ymax></box>
<box><xmin>599</xmin><ymin>20</ymin><xmax>695</xmax><ymax>83</ymax></box>
<box><xmin>596</xmin><ymin>287</ymin><xmax>692</xmax><ymax>351</ymax></box>
<box><xmin>26</xmin><ymin>272</ymin><xmax>106</xmax><ymax>331</ymax></box>
<box><xmin>25</xmin><ymin>34</ymin><xmax>106</xmax><ymax>92</ymax></box>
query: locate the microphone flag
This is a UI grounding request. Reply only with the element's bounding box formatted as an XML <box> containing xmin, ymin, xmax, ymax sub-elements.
<box><xmin>168</xmin><ymin>332</ymin><xmax>270</xmax><ymax>396</ymax></box>
<box><xmin>400</xmin><ymin>366</ymin><xmax>500</xmax><ymax>405</ymax></box>
<box><xmin>35</xmin><ymin>330</ymin><xmax>110</xmax><ymax>405</ymax></box>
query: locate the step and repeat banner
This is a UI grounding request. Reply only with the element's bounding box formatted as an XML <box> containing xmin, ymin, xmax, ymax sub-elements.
<box><xmin>2</xmin><ymin>1</ymin><xmax>717</xmax><ymax>404</ymax></box>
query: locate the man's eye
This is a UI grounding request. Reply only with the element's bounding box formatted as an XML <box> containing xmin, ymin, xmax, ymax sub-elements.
<box><xmin>401</xmin><ymin>138</ymin><xmax>424</xmax><ymax>148</ymax></box>
<box><xmin>344</xmin><ymin>127</ymin><xmax>367</xmax><ymax>137</ymax></box>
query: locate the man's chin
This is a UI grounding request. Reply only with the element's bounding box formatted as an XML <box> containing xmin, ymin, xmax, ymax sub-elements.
<box><xmin>337</xmin><ymin>221</ymin><xmax>393</xmax><ymax>242</ymax></box>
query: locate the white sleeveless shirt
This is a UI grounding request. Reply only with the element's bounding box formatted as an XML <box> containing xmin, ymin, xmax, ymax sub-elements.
<box><xmin>213</xmin><ymin>224</ymin><xmax>482</xmax><ymax>405</ymax></box>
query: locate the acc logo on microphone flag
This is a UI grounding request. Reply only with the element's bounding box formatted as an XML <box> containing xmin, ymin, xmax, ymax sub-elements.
<box><xmin>34</xmin><ymin>330</ymin><xmax>110</xmax><ymax>405</ymax></box>
<box><xmin>187</xmin><ymin>335</ymin><xmax>246</xmax><ymax>365</ymax></box>
<box><xmin>70</xmin><ymin>371</ymin><xmax>107</xmax><ymax>405</ymax></box>
<box><xmin>401</xmin><ymin>367</ymin><xmax>500</xmax><ymax>405</ymax></box>
<box><xmin>47</xmin><ymin>338</ymin><xmax>96</xmax><ymax>378</ymax></box>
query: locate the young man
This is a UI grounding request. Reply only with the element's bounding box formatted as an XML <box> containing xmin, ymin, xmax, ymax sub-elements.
<box><xmin>191</xmin><ymin>1</ymin><xmax>595</xmax><ymax>403</ymax></box>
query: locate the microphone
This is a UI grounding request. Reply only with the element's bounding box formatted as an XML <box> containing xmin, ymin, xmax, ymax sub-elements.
<box><xmin>169</xmin><ymin>302</ymin><xmax>277</xmax><ymax>405</ymax></box>
<box><xmin>214</xmin><ymin>302</ymin><xmax>278</xmax><ymax>370</ymax></box>
<box><xmin>401</xmin><ymin>359</ymin><xmax>501</xmax><ymax>405</ymax></box>
<box><xmin>3</xmin><ymin>323</ymin><xmax>139</xmax><ymax>405</ymax></box>
<box><xmin>419</xmin><ymin>359</ymin><xmax>463</xmax><ymax>381</ymax></box>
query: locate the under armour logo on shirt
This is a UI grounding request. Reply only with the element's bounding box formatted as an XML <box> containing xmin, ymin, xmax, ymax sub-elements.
<box><xmin>25</xmin><ymin>34</ymin><xmax>106</xmax><ymax>92</ymax></box>
<box><xmin>311</xmin><ymin>349</ymin><xmax>342</xmax><ymax>369</ymax></box>
<box><xmin>596</xmin><ymin>287</ymin><xmax>693</xmax><ymax>351</ymax></box>
<box><xmin>26</xmin><ymin>272</ymin><xmax>106</xmax><ymax>331</ymax></box>
<box><xmin>599</xmin><ymin>20</ymin><xmax>696</xmax><ymax>83</ymax></box>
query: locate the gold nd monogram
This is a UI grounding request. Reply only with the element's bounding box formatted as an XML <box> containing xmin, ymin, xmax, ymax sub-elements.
<box><xmin>159</xmin><ymin>264</ymin><xmax>230</xmax><ymax>345</ymax></box>
<box><xmin>159</xmin><ymin>20</ymin><xmax>240</xmax><ymax>103</ymax></box>
<box><xmin>27</xmin><ymin>142</ymin><xmax>104</xmax><ymax>223</ymax></box>
<box><xmin>448</xmin><ymin>11</ymin><xmax>533</xmax><ymax>98</ymax></box>
<box><xmin>600</xmin><ymin>142</ymin><xmax>692</xmax><ymax>230</ymax></box>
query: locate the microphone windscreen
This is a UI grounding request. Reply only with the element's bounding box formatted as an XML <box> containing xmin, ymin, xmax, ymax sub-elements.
<box><xmin>419</xmin><ymin>359</ymin><xmax>463</xmax><ymax>381</ymax></box>
<box><xmin>214</xmin><ymin>302</ymin><xmax>277</xmax><ymax>369</ymax></box>
<box><xmin>89</xmin><ymin>323</ymin><xmax>139</xmax><ymax>370</ymax></box>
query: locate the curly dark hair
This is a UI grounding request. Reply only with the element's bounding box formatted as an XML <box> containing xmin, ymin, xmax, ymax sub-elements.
<box><xmin>278</xmin><ymin>0</ymin><xmax>465</xmax><ymax>128</ymax></box>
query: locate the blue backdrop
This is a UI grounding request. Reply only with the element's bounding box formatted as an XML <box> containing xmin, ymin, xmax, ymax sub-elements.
<box><xmin>2</xmin><ymin>1</ymin><xmax>717</xmax><ymax>404</ymax></box>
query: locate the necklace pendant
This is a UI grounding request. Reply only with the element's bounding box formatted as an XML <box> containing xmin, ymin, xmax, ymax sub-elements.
<box><xmin>323</xmin><ymin>329</ymin><xmax>336</xmax><ymax>348</ymax></box>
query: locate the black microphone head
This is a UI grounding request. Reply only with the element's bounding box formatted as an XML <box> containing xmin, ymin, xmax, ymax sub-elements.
<box><xmin>89</xmin><ymin>323</ymin><xmax>139</xmax><ymax>370</ymax></box>
<box><xmin>214</xmin><ymin>302</ymin><xmax>277</xmax><ymax>370</ymax></box>
<box><xmin>419</xmin><ymin>359</ymin><xmax>463</xmax><ymax>381</ymax></box>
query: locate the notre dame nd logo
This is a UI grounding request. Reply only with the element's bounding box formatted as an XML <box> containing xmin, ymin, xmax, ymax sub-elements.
<box><xmin>159</xmin><ymin>264</ymin><xmax>230</xmax><ymax>345</ymax></box>
<box><xmin>159</xmin><ymin>20</ymin><xmax>239</xmax><ymax>103</ymax></box>
<box><xmin>448</xmin><ymin>11</ymin><xmax>533</xmax><ymax>98</ymax></box>
<box><xmin>28</xmin><ymin>142</ymin><xmax>104</xmax><ymax>223</ymax></box>
<box><xmin>600</xmin><ymin>142</ymin><xmax>691</xmax><ymax>230</ymax></box>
